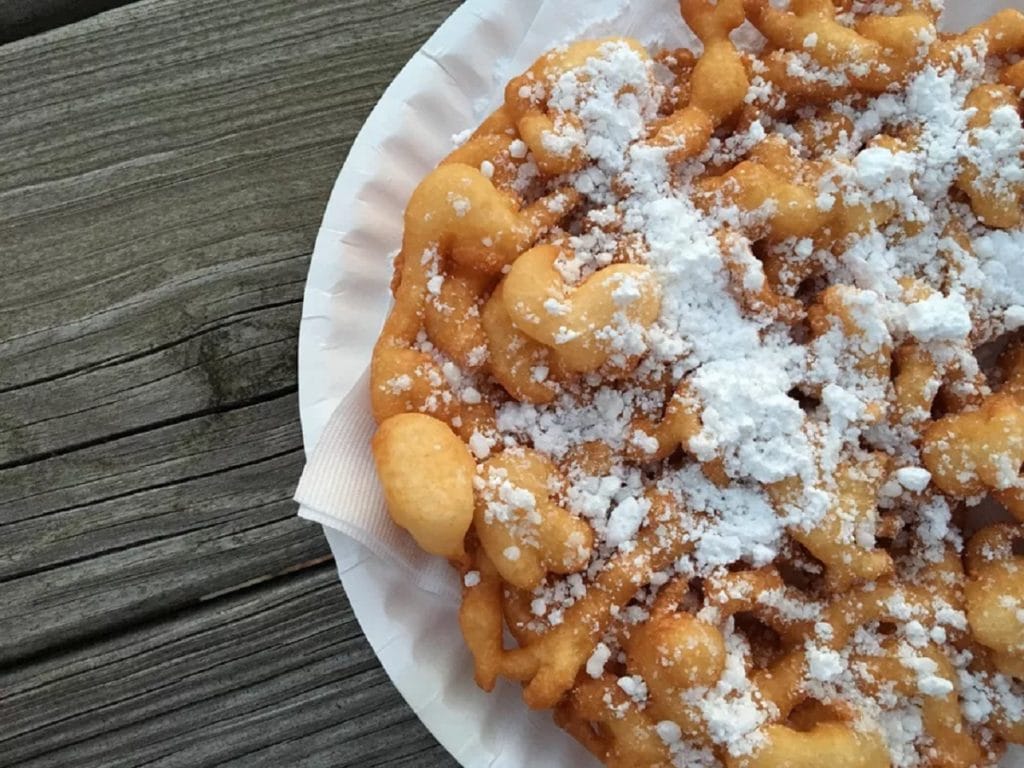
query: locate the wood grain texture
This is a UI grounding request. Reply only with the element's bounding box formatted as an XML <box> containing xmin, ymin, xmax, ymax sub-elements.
<box><xmin>0</xmin><ymin>0</ymin><xmax>462</xmax><ymax>659</ymax></box>
<box><xmin>0</xmin><ymin>565</ymin><xmax>458</xmax><ymax>768</ymax></box>
<box><xmin>0</xmin><ymin>396</ymin><xmax>313</xmax><ymax>664</ymax></box>
<box><xmin>0</xmin><ymin>0</ymin><xmax>466</xmax><ymax>763</ymax></box>
<box><xmin>0</xmin><ymin>0</ymin><xmax>455</xmax><ymax>463</ymax></box>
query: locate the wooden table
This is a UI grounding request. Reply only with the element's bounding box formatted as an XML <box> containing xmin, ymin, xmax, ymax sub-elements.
<box><xmin>0</xmin><ymin>2</ymin><xmax>462</xmax><ymax>765</ymax></box>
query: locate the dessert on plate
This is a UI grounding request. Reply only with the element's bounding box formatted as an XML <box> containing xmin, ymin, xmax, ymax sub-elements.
<box><xmin>369</xmin><ymin>1</ymin><xmax>1024</xmax><ymax>765</ymax></box>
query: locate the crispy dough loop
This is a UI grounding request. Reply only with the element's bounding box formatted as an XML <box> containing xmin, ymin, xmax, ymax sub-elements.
<box><xmin>380</xmin><ymin>163</ymin><xmax>580</xmax><ymax>345</ymax></box>
<box><xmin>697</xmin><ymin>136</ymin><xmax>830</xmax><ymax>241</ymax></box>
<box><xmin>370</xmin><ymin>161</ymin><xmax>578</xmax><ymax>430</ymax></box>
<box><xmin>745</xmin><ymin>0</ymin><xmax>933</xmax><ymax>95</ymax></box>
<box><xmin>994</xmin><ymin>342</ymin><xmax>1024</xmax><ymax>523</ymax></box>
<box><xmin>459</xmin><ymin>547</ymin><xmax>506</xmax><ymax>691</ymax></box>
<box><xmin>923</xmin><ymin>393</ymin><xmax>1024</xmax><ymax>499</ymax></box>
<box><xmin>474</xmin><ymin>447</ymin><xmax>594</xmax><ymax>590</ymax></box>
<box><xmin>703</xmin><ymin>567</ymin><xmax>818</xmax><ymax>644</ymax></box>
<box><xmin>852</xmin><ymin>640</ymin><xmax>986</xmax><ymax>767</ymax></box>
<box><xmin>556</xmin><ymin>676</ymin><xmax>671</xmax><ymax>768</ymax></box>
<box><xmin>423</xmin><ymin>268</ymin><xmax>494</xmax><ymax>370</ymax></box>
<box><xmin>505</xmin><ymin>38</ymin><xmax>652</xmax><ymax>176</ymax></box>
<box><xmin>481</xmin><ymin>281</ymin><xmax>567</xmax><ymax>404</ymax></box>
<box><xmin>769</xmin><ymin>455</ymin><xmax>894</xmax><ymax>591</ymax></box>
<box><xmin>372</xmin><ymin>413</ymin><xmax>476</xmax><ymax>560</ymax></box>
<box><xmin>964</xmin><ymin>524</ymin><xmax>1024</xmax><ymax>678</ymax></box>
<box><xmin>442</xmin><ymin>108</ymin><xmax>524</xmax><ymax>193</ymax></box>
<box><xmin>726</xmin><ymin>723</ymin><xmax>891</xmax><ymax>768</ymax></box>
<box><xmin>719</xmin><ymin>231</ymin><xmax>805</xmax><ymax>324</ymax></box>
<box><xmin>892</xmin><ymin>343</ymin><xmax>941</xmax><ymax>427</ymax></box>
<box><xmin>650</xmin><ymin>0</ymin><xmax>748</xmax><ymax>160</ymax></box>
<box><xmin>626</xmin><ymin>380</ymin><xmax>729</xmax><ymax>486</ymax></box>
<box><xmin>505</xmin><ymin>492</ymin><xmax>696</xmax><ymax>709</ymax></box>
<box><xmin>501</xmin><ymin>243</ymin><xmax>663</xmax><ymax>374</ymax></box>
<box><xmin>957</xmin><ymin>84</ymin><xmax>1024</xmax><ymax>229</ymax></box>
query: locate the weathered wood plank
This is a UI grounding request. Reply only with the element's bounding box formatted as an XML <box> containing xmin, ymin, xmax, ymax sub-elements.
<box><xmin>0</xmin><ymin>1</ymin><xmax>132</xmax><ymax>43</ymax></box>
<box><xmin>0</xmin><ymin>0</ymin><xmax>461</xmax><ymax>641</ymax></box>
<box><xmin>0</xmin><ymin>393</ymin><xmax>319</xmax><ymax>665</ymax></box>
<box><xmin>0</xmin><ymin>0</ymin><xmax>467</xmax><ymax>762</ymax></box>
<box><xmin>0</xmin><ymin>0</ymin><xmax>463</xmax><ymax>464</ymax></box>
<box><xmin>0</xmin><ymin>0</ymin><xmax>461</xmax><ymax>658</ymax></box>
<box><xmin>0</xmin><ymin>565</ymin><xmax>458</xmax><ymax>768</ymax></box>
<box><xmin>1</xmin><ymin>384</ymin><xmax>296</xmax><ymax>527</ymax></box>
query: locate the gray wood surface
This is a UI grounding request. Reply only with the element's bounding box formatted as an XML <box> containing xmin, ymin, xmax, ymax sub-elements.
<box><xmin>2</xmin><ymin>565</ymin><xmax>453</xmax><ymax>768</ymax></box>
<box><xmin>0</xmin><ymin>0</ymin><xmax>462</xmax><ymax>765</ymax></box>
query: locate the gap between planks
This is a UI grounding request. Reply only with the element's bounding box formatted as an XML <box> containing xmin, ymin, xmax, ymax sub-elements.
<box><xmin>0</xmin><ymin>1</ymin><xmax>138</xmax><ymax>44</ymax></box>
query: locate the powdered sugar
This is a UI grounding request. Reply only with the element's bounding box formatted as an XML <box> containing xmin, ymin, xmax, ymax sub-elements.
<box><xmin>895</xmin><ymin>467</ymin><xmax>932</xmax><ymax>492</ymax></box>
<box><xmin>904</xmin><ymin>294</ymin><xmax>973</xmax><ymax>343</ymax></box>
<box><xmin>604</xmin><ymin>495</ymin><xmax>651</xmax><ymax>549</ymax></box>
<box><xmin>688</xmin><ymin>628</ymin><xmax>772</xmax><ymax>758</ymax></box>
<box><xmin>586</xmin><ymin>641</ymin><xmax>612</xmax><ymax>678</ymax></box>
<box><xmin>376</xmin><ymin>7</ymin><xmax>1024</xmax><ymax>767</ymax></box>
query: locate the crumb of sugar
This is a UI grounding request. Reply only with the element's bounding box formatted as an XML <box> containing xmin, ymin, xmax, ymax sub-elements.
<box><xmin>451</xmin><ymin>128</ymin><xmax>473</xmax><ymax>147</ymax></box>
<box><xmin>426</xmin><ymin>274</ymin><xmax>444</xmax><ymax>296</ymax></box>
<box><xmin>447</xmin><ymin>193</ymin><xmax>471</xmax><ymax>217</ymax></box>
<box><xmin>468</xmin><ymin>430</ymin><xmax>496</xmax><ymax>460</ymax></box>
<box><xmin>656</xmin><ymin>720</ymin><xmax>682</xmax><ymax>743</ymax></box>
<box><xmin>385</xmin><ymin>374</ymin><xmax>412</xmax><ymax>394</ymax></box>
<box><xmin>806</xmin><ymin>645</ymin><xmax>845</xmax><ymax>682</ymax></box>
<box><xmin>604</xmin><ymin>495</ymin><xmax>651</xmax><ymax>549</ymax></box>
<box><xmin>1005</xmin><ymin>304</ymin><xmax>1024</xmax><ymax>329</ymax></box>
<box><xmin>587</xmin><ymin>642</ymin><xmax>612</xmax><ymax>678</ymax></box>
<box><xmin>895</xmin><ymin>467</ymin><xmax>931</xmax><ymax>493</ymax></box>
<box><xmin>904</xmin><ymin>294</ymin><xmax>972</xmax><ymax>343</ymax></box>
<box><xmin>617</xmin><ymin>675</ymin><xmax>649</xmax><ymax>704</ymax></box>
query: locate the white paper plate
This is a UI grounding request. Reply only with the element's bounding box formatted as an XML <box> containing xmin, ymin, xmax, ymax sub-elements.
<box><xmin>298</xmin><ymin>2</ymin><xmax>599</xmax><ymax>764</ymax></box>
<box><xmin>297</xmin><ymin>1</ymin><xmax>1024</xmax><ymax>766</ymax></box>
